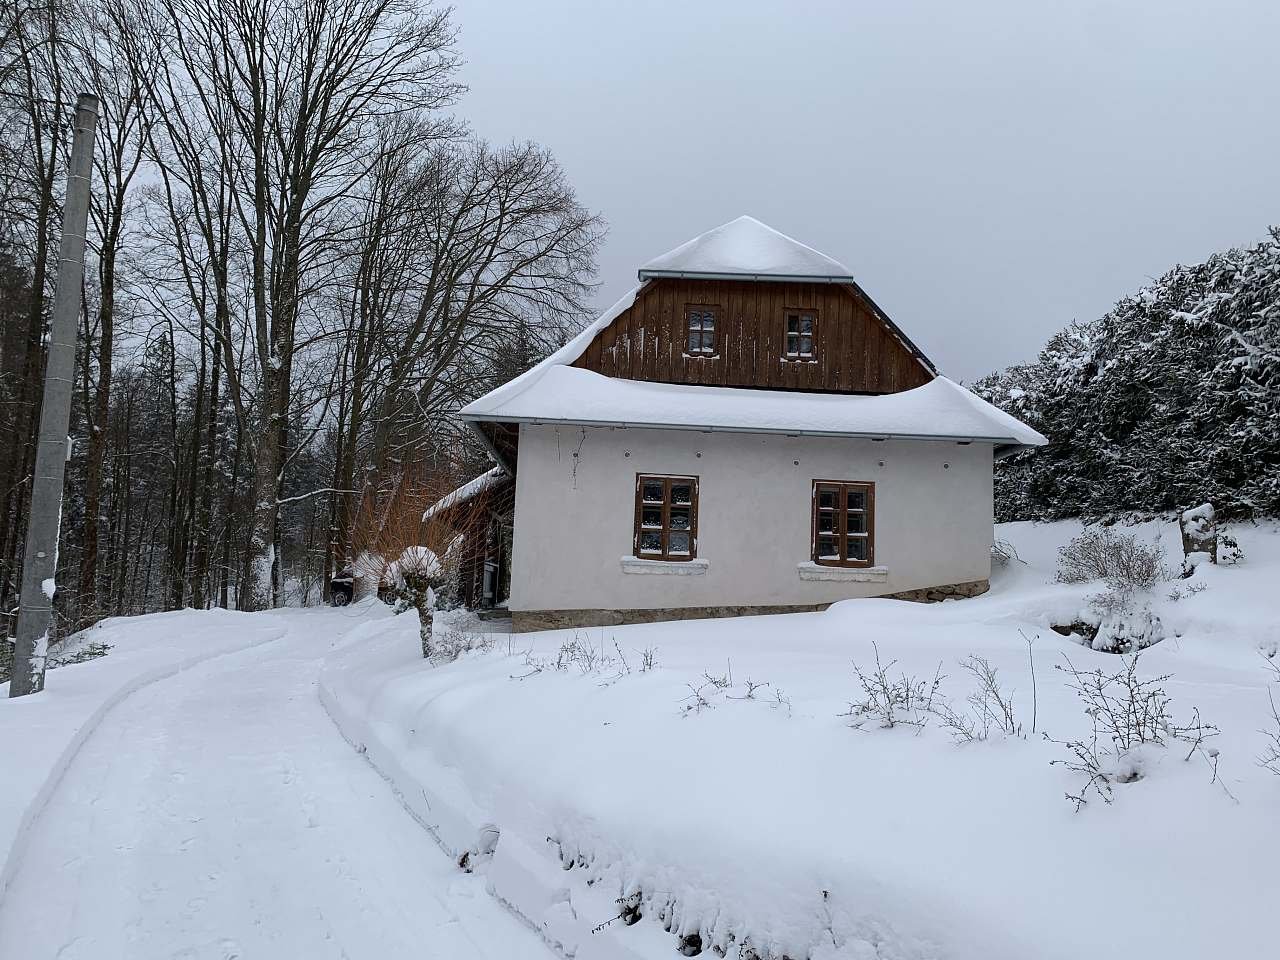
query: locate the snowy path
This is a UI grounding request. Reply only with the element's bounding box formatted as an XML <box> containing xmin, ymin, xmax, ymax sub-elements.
<box><xmin>0</xmin><ymin>609</ymin><xmax>552</xmax><ymax>960</ymax></box>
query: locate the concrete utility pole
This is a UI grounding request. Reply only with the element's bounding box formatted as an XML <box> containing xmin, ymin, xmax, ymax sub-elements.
<box><xmin>8</xmin><ymin>93</ymin><xmax>99</xmax><ymax>698</ymax></box>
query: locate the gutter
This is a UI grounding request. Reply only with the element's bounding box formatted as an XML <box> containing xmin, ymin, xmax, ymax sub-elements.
<box><xmin>462</xmin><ymin>411</ymin><xmax>1036</xmax><ymax>450</ymax></box>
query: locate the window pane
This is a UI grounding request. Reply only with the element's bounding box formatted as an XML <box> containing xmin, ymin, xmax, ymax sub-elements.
<box><xmin>818</xmin><ymin>489</ymin><xmax>837</xmax><ymax>510</ymax></box>
<box><xmin>846</xmin><ymin>537</ymin><xmax>867</xmax><ymax>562</ymax></box>
<box><xmin>669</xmin><ymin>507</ymin><xmax>691</xmax><ymax>531</ymax></box>
<box><xmin>702</xmin><ymin>313</ymin><xmax>715</xmax><ymax>330</ymax></box>
<box><xmin>798</xmin><ymin>315</ymin><xmax>813</xmax><ymax>334</ymax></box>
<box><xmin>642</xmin><ymin>481</ymin><xmax>664</xmax><ymax>502</ymax></box>
<box><xmin>817</xmin><ymin>513</ymin><xmax>837</xmax><ymax>534</ymax></box>
<box><xmin>670</xmin><ymin>483</ymin><xmax>692</xmax><ymax>505</ymax></box>
<box><xmin>846</xmin><ymin>489</ymin><xmax>866</xmax><ymax>511</ymax></box>
<box><xmin>704</xmin><ymin>329</ymin><xmax>716</xmax><ymax>351</ymax></box>
<box><xmin>639</xmin><ymin>531</ymin><xmax>662</xmax><ymax>553</ymax></box>
<box><xmin>846</xmin><ymin>512</ymin><xmax>866</xmax><ymax>534</ymax></box>
<box><xmin>642</xmin><ymin>507</ymin><xmax>662</xmax><ymax>528</ymax></box>
<box><xmin>668</xmin><ymin>532</ymin><xmax>691</xmax><ymax>554</ymax></box>
<box><xmin>688</xmin><ymin>330</ymin><xmax>701</xmax><ymax>353</ymax></box>
<box><xmin>787</xmin><ymin>315</ymin><xmax>799</xmax><ymax>334</ymax></box>
<box><xmin>817</xmin><ymin>536</ymin><xmax>839</xmax><ymax>560</ymax></box>
<box><xmin>798</xmin><ymin>335</ymin><xmax>812</xmax><ymax>355</ymax></box>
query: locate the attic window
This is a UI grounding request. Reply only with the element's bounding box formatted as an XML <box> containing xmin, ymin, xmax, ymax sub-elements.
<box><xmin>685</xmin><ymin>305</ymin><xmax>718</xmax><ymax>356</ymax></box>
<box><xmin>812</xmin><ymin>480</ymin><xmax>874</xmax><ymax>567</ymax></box>
<box><xmin>784</xmin><ymin>310</ymin><xmax>816</xmax><ymax>360</ymax></box>
<box><xmin>634</xmin><ymin>475</ymin><xmax>698</xmax><ymax>560</ymax></box>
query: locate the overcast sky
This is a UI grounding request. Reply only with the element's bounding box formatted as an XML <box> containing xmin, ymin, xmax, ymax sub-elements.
<box><xmin>451</xmin><ymin>0</ymin><xmax>1280</xmax><ymax>381</ymax></box>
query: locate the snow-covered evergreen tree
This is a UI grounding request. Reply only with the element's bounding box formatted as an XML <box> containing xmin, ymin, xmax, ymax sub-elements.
<box><xmin>975</xmin><ymin>228</ymin><xmax>1280</xmax><ymax>520</ymax></box>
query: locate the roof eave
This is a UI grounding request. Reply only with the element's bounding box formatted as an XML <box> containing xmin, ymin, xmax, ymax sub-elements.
<box><xmin>462</xmin><ymin>411</ymin><xmax>1029</xmax><ymax>447</ymax></box>
<box><xmin>637</xmin><ymin>268</ymin><xmax>855</xmax><ymax>284</ymax></box>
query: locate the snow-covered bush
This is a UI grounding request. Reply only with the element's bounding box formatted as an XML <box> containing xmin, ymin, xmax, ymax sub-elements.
<box><xmin>1053</xmin><ymin>656</ymin><xmax>1220</xmax><ymax>809</ymax></box>
<box><xmin>1086</xmin><ymin>587</ymin><xmax>1167</xmax><ymax>653</ymax></box>
<box><xmin>1057</xmin><ymin>527</ymin><xmax>1171</xmax><ymax>652</ymax></box>
<box><xmin>1219</xmin><ymin>532</ymin><xmax>1245</xmax><ymax>565</ymax></box>
<box><xmin>385</xmin><ymin>546</ymin><xmax>445</xmax><ymax>656</ymax></box>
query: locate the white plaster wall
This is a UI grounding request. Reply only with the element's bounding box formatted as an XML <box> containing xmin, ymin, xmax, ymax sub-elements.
<box><xmin>508</xmin><ymin>423</ymin><xmax>993</xmax><ymax>612</ymax></box>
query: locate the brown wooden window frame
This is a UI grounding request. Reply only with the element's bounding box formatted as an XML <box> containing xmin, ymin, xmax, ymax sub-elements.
<box><xmin>811</xmin><ymin>480</ymin><xmax>875</xmax><ymax>567</ymax></box>
<box><xmin>633</xmin><ymin>474</ymin><xmax>699</xmax><ymax>561</ymax></box>
<box><xmin>783</xmin><ymin>309</ymin><xmax>817</xmax><ymax>361</ymax></box>
<box><xmin>684</xmin><ymin>304</ymin><xmax>719</xmax><ymax>357</ymax></box>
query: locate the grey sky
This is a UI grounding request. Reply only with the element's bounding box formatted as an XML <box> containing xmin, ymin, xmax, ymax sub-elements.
<box><xmin>452</xmin><ymin>0</ymin><xmax>1280</xmax><ymax>381</ymax></box>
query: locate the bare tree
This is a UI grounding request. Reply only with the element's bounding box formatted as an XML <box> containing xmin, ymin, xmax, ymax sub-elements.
<box><xmin>330</xmin><ymin>137</ymin><xmax>601</xmax><ymax>578</ymax></box>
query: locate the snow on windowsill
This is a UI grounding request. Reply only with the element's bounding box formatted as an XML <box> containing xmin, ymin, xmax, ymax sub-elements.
<box><xmin>620</xmin><ymin>556</ymin><xmax>710</xmax><ymax>576</ymax></box>
<box><xmin>796</xmin><ymin>562</ymin><xmax>888</xmax><ymax>582</ymax></box>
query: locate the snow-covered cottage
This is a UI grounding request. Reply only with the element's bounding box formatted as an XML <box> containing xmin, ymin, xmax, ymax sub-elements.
<box><xmin>460</xmin><ymin>216</ymin><xmax>1045</xmax><ymax>631</ymax></box>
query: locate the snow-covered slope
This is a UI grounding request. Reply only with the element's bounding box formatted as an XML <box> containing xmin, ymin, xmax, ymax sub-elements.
<box><xmin>320</xmin><ymin>519</ymin><xmax>1280</xmax><ymax>960</ymax></box>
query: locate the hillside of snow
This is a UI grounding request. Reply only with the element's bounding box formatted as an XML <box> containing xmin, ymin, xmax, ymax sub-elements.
<box><xmin>321</xmin><ymin>518</ymin><xmax>1280</xmax><ymax>960</ymax></box>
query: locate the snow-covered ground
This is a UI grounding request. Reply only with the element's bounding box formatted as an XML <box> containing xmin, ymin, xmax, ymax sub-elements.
<box><xmin>3</xmin><ymin>520</ymin><xmax>1277</xmax><ymax>959</ymax></box>
<box><xmin>321</xmin><ymin>518</ymin><xmax>1280</xmax><ymax>960</ymax></box>
<box><xmin>0</xmin><ymin>607</ymin><xmax>554</xmax><ymax>959</ymax></box>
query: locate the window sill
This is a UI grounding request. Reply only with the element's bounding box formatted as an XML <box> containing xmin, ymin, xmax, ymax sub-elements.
<box><xmin>796</xmin><ymin>562</ymin><xmax>888</xmax><ymax>582</ymax></box>
<box><xmin>620</xmin><ymin>556</ymin><xmax>710</xmax><ymax>576</ymax></box>
<box><xmin>682</xmin><ymin>353</ymin><xmax>721</xmax><ymax>361</ymax></box>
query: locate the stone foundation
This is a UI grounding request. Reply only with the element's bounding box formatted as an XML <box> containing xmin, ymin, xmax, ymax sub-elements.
<box><xmin>879</xmin><ymin>578</ymin><xmax>990</xmax><ymax>604</ymax></box>
<box><xmin>510</xmin><ymin>579</ymin><xmax>989</xmax><ymax>632</ymax></box>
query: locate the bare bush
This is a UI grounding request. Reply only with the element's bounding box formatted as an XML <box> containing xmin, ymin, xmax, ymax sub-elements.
<box><xmin>430</xmin><ymin>629</ymin><xmax>495</xmax><ymax>664</ymax></box>
<box><xmin>991</xmin><ymin>538</ymin><xmax>1025</xmax><ymax>568</ymax></box>
<box><xmin>610</xmin><ymin>641</ymin><xmax>658</xmax><ymax>676</ymax></box>
<box><xmin>1260</xmin><ymin>691</ymin><xmax>1280</xmax><ymax>777</ymax></box>
<box><xmin>843</xmin><ymin>643</ymin><xmax>943</xmax><ymax>731</ymax></box>
<box><xmin>511</xmin><ymin>633</ymin><xmax>618</xmax><ymax>679</ymax></box>
<box><xmin>1053</xmin><ymin>655</ymin><xmax>1223</xmax><ymax>809</ymax></box>
<box><xmin>935</xmin><ymin>656</ymin><xmax>1022</xmax><ymax>742</ymax></box>
<box><xmin>1056</xmin><ymin>526</ymin><xmax>1169</xmax><ymax>589</ymax></box>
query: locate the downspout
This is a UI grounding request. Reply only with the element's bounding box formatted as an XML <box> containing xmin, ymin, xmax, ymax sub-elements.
<box><xmin>466</xmin><ymin>419</ymin><xmax>513</xmax><ymax>474</ymax></box>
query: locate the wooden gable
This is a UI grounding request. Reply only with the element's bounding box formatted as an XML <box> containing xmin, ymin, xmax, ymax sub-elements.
<box><xmin>571</xmin><ymin>278</ymin><xmax>933</xmax><ymax>394</ymax></box>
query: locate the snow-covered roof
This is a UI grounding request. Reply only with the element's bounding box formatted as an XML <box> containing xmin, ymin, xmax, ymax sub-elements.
<box><xmin>463</xmin><ymin>366</ymin><xmax>1047</xmax><ymax>449</ymax></box>
<box><xmin>637</xmin><ymin>215</ymin><xmax>855</xmax><ymax>283</ymax></box>
<box><xmin>422</xmin><ymin>466</ymin><xmax>507</xmax><ymax>522</ymax></box>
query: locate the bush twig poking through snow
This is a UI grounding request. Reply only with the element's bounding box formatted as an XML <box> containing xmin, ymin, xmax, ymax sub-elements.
<box><xmin>991</xmin><ymin>538</ymin><xmax>1025</xmax><ymax>567</ymax></box>
<box><xmin>843</xmin><ymin>642</ymin><xmax>943</xmax><ymax>731</ymax></box>
<box><xmin>935</xmin><ymin>656</ymin><xmax>1023</xmax><ymax>742</ymax></box>
<box><xmin>1260</xmin><ymin>691</ymin><xmax>1280</xmax><ymax>778</ymax></box>
<box><xmin>1052</xmin><ymin>655</ymin><xmax>1224</xmax><ymax>809</ymax></box>
<box><xmin>1056</xmin><ymin>525</ymin><xmax>1169</xmax><ymax>589</ymax></box>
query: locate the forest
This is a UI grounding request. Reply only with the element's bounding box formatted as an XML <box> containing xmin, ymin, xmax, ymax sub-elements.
<box><xmin>0</xmin><ymin>0</ymin><xmax>603</xmax><ymax>651</ymax></box>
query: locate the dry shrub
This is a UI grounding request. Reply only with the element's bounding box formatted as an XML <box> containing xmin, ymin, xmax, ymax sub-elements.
<box><xmin>1056</xmin><ymin>525</ymin><xmax>1169</xmax><ymax>590</ymax></box>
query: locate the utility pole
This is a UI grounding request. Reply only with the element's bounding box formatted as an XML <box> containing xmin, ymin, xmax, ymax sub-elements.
<box><xmin>8</xmin><ymin>93</ymin><xmax>99</xmax><ymax>698</ymax></box>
